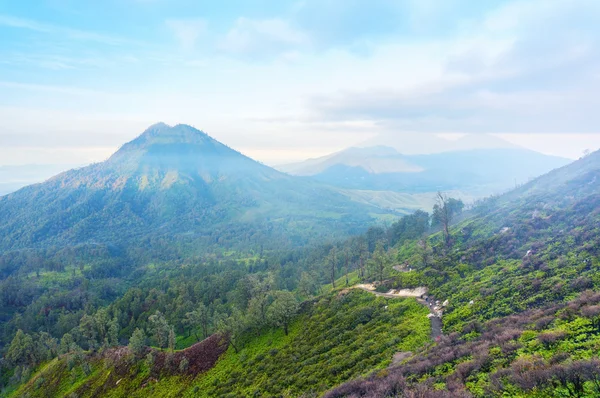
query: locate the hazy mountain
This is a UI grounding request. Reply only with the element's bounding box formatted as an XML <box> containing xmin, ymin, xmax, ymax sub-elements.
<box><xmin>278</xmin><ymin>146</ymin><xmax>570</xmax><ymax>195</ymax></box>
<box><xmin>0</xmin><ymin>164</ymin><xmax>81</xmax><ymax>196</ymax></box>
<box><xmin>498</xmin><ymin>150</ymin><xmax>600</xmax><ymax>204</ymax></box>
<box><xmin>360</xmin><ymin>132</ymin><xmax>518</xmax><ymax>154</ymax></box>
<box><xmin>278</xmin><ymin>146</ymin><xmax>423</xmax><ymax>176</ymax></box>
<box><xmin>0</xmin><ymin>123</ymin><xmax>389</xmax><ymax>251</ymax></box>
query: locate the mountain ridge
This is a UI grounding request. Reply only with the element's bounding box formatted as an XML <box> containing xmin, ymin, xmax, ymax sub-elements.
<box><xmin>278</xmin><ymin>146</ymin><xmax>571</xmax><ymax>195</ymax></box>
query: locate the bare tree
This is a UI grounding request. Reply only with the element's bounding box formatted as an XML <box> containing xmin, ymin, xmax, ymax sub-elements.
<box><xmin>368</xmin><ymin>242</ymin><xmax>390</xmax><ymax>284</ymax></box>
<box><xmin>434</xmin><ymin>192</ymin><xmax>451</xmax><ymax>247</ymax></box>
<box><xmin>344</xmin><ymin>248</ymin><xmax>350</xmax><ymax>286</ymax></box>
<box><xmin>328</xmin><ymin>247</ymin><xmax>337</xmax><ymax>288</ymax></box>
<box><xmin>432</xmin><ymin>192</ymin><xmax>464</xmax><ymax>248</ymax></box>
<box><xmin>358</xmin><ymin>239</ymin><xmax>367</xmax><ymax>279</ymax></box>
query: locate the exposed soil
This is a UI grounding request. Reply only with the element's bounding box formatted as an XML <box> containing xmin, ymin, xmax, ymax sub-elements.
<box><xmin>152</xmin><ymin>333</ymin><xmax>229</xmax><ymax>376</ymax></box>
<box><xmin>354</xmin><ymin>284</ymin><xmax>443</xmax><ymax>340</ymax></box>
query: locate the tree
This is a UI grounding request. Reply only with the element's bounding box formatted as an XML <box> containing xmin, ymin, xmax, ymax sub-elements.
<box><xmin>148</xmin><ymin>311</ymin><xmax>171</xmax><ymax>349</ymax></box>
<box><xmin>168</xmin><ymin>326</ymin><xmax>176</xmax><ymax>352</ymax></box>
<box><xmin>128</xmin><ymin>328</ymin><xmax>146</xmax><ymax>357</ymax></box>
<box><xmin>5</xmin><ymin>330</ymin><xmax>35</xmax><ymax>367</ymax></box>
<box><xmin>248</xmin><ymin>294</ymin><xmax>272</xmax><ymax>332</ymax></box>
<box><xmin>197</xmin><ymin>303</ymin><xmax>211</xmax><ymax>339</ymax></box>
<box><xmin>184</xmin><ymin>303</ymin><xmax>211</xmax><ymax>341</ymax></box>
<box><xmin>368</xmin><ymin>242</ymin><xmax>391</xmax><ymax>284</ymax></box>
<box><xmin>36</xmin><ymin>332</ymin><xmax>58</xmax><ymax>363</ymax></box>
<box><xmin>328</xmin><ymin>247</ymin><xmax>337</xmax><ymax>288</ymax></box>
<box><xmin>432</xmin><ymin>192</ymin><xmax>464</xmax><ymax>247</ymax></box>
<box><xmin>387</xmin><ymin>210</ymin><xmax>430</xmax><ymax>247</ymax></box>
<box><xmin>343</xmin><ymin>248</ymin><xmax>351</xmax><ymax>286</ymax></box>
<box><xmin>298</xmin><ymin>272</ymin><xmax>319</xmax><ymax>297</ymax></box>
<box><xmin>216</xmin><ymin>308</ymin><xmax>246</xmax><ymax>353</ymax></box>
<box><xmin>59</xmin><ymin>333</ymin><xmax>75</xmax><ymax>355</ymax></box>
<box><xmin>94</xmin><ymin>308</ymin><xmax>110</xmax><ymax>346</ymax></box>
<box><xmin>357</xmin><ymin>239</ymin><xmax>367</xmax><ymax>278</ymax></box>
<box><xmin>267</xmin><ymin>291</ymin><xmax>299</xmax><ymax>336</ymax></box>
<box><xmin>108</xmin><ymin>317</ymin><xmax>119</xmax><ymax>347</ymax></box>
<box><xmin>79</xmin><ymin>314</ymin><xmax>98</xmax><ymax>350</ymax></box>
<box><xmin>583</xmin><ymin>148</ymin><xmax>591</xmax><ymax>157</ymax></box>
<box><xmin>416</xmin><ymin>237</ymin><xmax>432</xmax><ymax>268</ymax></box>
<box><xmin>365</xmin><ymin>226</ymin><xmax>386</xmax><ymax>252</ymax></box>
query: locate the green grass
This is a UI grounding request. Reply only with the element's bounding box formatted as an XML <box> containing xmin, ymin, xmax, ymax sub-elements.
<box><xmin>181</xmin><ymin>289</ymin><xmax>429</xmax><ymax>397</ymax></box>
<box><xmin>14</xmin><ymin>290</ymin><xmax>430</xmax><ymax>398</ymax></box>
<box><xmin>321</xmin><ymin>270</ymin><xmax>361</xmax><ymax>293</ymax></box>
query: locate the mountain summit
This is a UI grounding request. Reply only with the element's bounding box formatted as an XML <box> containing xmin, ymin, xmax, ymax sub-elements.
<box><xmin>0</xmin><ymin>124</ymin><xmax>382</xmax><ymax>252</ymax></box>
<box><xmin>53</xmin><ymin>123</ymin><xmax>279</xmax><ymax>191</ymax></box>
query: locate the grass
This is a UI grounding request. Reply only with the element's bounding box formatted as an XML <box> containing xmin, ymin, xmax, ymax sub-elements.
<box><xmin>14</xmin><ymin>290</ymin><xmax>430</xmax><ymax>398</ymax></box>
<box><xmin>321</xmin><ymin>270</ymin><xmax>361</xmax><ymax>293</ymax></box>
<box><xmin>182</xmin><ymin>289</ymin><xmax>429</xmax><ymax>397</ymax></box>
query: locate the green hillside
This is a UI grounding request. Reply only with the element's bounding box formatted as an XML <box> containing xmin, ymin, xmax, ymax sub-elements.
<box><xmin>10</xmin><ymin>290</ymin><xmax>429</xmax><ymax>398</ymax></box>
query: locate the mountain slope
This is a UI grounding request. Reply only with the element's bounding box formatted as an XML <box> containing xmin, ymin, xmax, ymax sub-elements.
<box><xmin>12</xmin><ymin>290</ymin><xmax>429</xmax><ymax>398</ymax></box>
<box><xmin>0</xmin><ymin>123</ymin><xmax>388</xmax><ymax>252</ymax></box>
<box><xmin>323</xmin><ymin>150</ymin><xmax>600</xmax><ymax>397</ymax></box>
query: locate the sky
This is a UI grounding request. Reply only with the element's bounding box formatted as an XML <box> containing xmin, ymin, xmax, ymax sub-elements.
<box><xmin>1</xmin><ymin>0</ymin><xmax>600</xmax><ymax>165</ymax></box>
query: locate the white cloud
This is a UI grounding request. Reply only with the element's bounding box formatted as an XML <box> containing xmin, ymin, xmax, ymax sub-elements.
<box><xmin>218</xmin><ymin>18</ymin><xmax>309</xmax><ymax>58</ymax></box>
<box><xmin>3</xmin><ymin>1</ymin><xmax>600</xmax><ymax>165</ymax></box>
<box><xmin>302</xmin><ymin>0</ymin><xmax>600</xmax><ymax>134</ymax></box>
<box><xmin>166</xmin><ymin>18</ymin><xmax>207</xmax><ymax>51</ymax></box>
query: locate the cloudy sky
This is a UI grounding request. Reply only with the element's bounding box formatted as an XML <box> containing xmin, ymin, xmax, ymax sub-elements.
<box><xmin>1</xmin><ymin>0</ymin><xmax>600</xmax><ymax>165</ymax></box>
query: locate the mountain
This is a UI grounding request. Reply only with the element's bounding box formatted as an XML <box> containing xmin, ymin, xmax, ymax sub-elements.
<box><xmin>360</xmin><ymin>132</ymin><xmax>518</xmax><ymax>154</ymax></box>
<box><xmin>278</xmin><ymin>146</ymin><xmax>570</xmax><ymax>195</ymax></box>
<box><xmin>278</xmin><ymin>146</ymin><xmax>423</xmax><ymax>176</ymax></box>
<box><xmin>0</xmin><ymin>164</ymin><xmax>80</xmax><ymax>196</ymax></box>
<box><xmin>0</xmin><ymin>123</ymin><xmax>389</xmax><ymax>252</ymax></box>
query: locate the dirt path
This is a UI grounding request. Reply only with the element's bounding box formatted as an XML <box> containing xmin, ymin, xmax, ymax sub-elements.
<box><xmin>392</xmin><ymin>265</ymin><xmax>413</xmax><ymax>273</ymax></box>
<box><xmin>354</xmin><ymin>284</ymin><xmax>443</xmax><ymax>340</ymax></box>
<box><xmin>354</xmin><ymin>284</ymin><xmax>427</xmax><ymax>298</ymax></box>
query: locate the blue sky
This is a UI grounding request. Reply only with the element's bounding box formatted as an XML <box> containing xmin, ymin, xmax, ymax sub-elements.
<box><xmin>1</xmin><ymin>0</ymin><xmax>600</xmax><ymax>165</ymax></box>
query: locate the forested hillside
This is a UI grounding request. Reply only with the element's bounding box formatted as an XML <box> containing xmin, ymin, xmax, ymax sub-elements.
<box><xmin>0</xmin><ymin>123</ymin><xmax>395</xmax><ymax>359</ymax></box>
<box><xmin>2</xmin><ymin>147</ymin><xmax>600</xmax><ymax>397</ymax></box>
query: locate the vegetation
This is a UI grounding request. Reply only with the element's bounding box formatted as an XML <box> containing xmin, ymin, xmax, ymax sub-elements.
<box><xmin>2</xmin><ymin>131</ymin><xmax>600</xmax><ymax>397</ymax></box>
<box><xmin>10</xmin><ymin>290</ymin><xmax>429</xmax><ymax>397</ymax></box>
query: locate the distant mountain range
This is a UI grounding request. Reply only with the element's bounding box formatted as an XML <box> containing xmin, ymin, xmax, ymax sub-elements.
<box><xmin>360</xmin><ymin>132</ymin><xmax>519</xmax><ymax>154</ymax></box>
<box><xmin>277</xmin><ymin>146</ymin><xmax>570</xmax><ymax>195</ymax></box>
<box><xmin>0</xmin><ymin>124</ymin><xmax>389</xmax><ymax>252</ymax></box>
